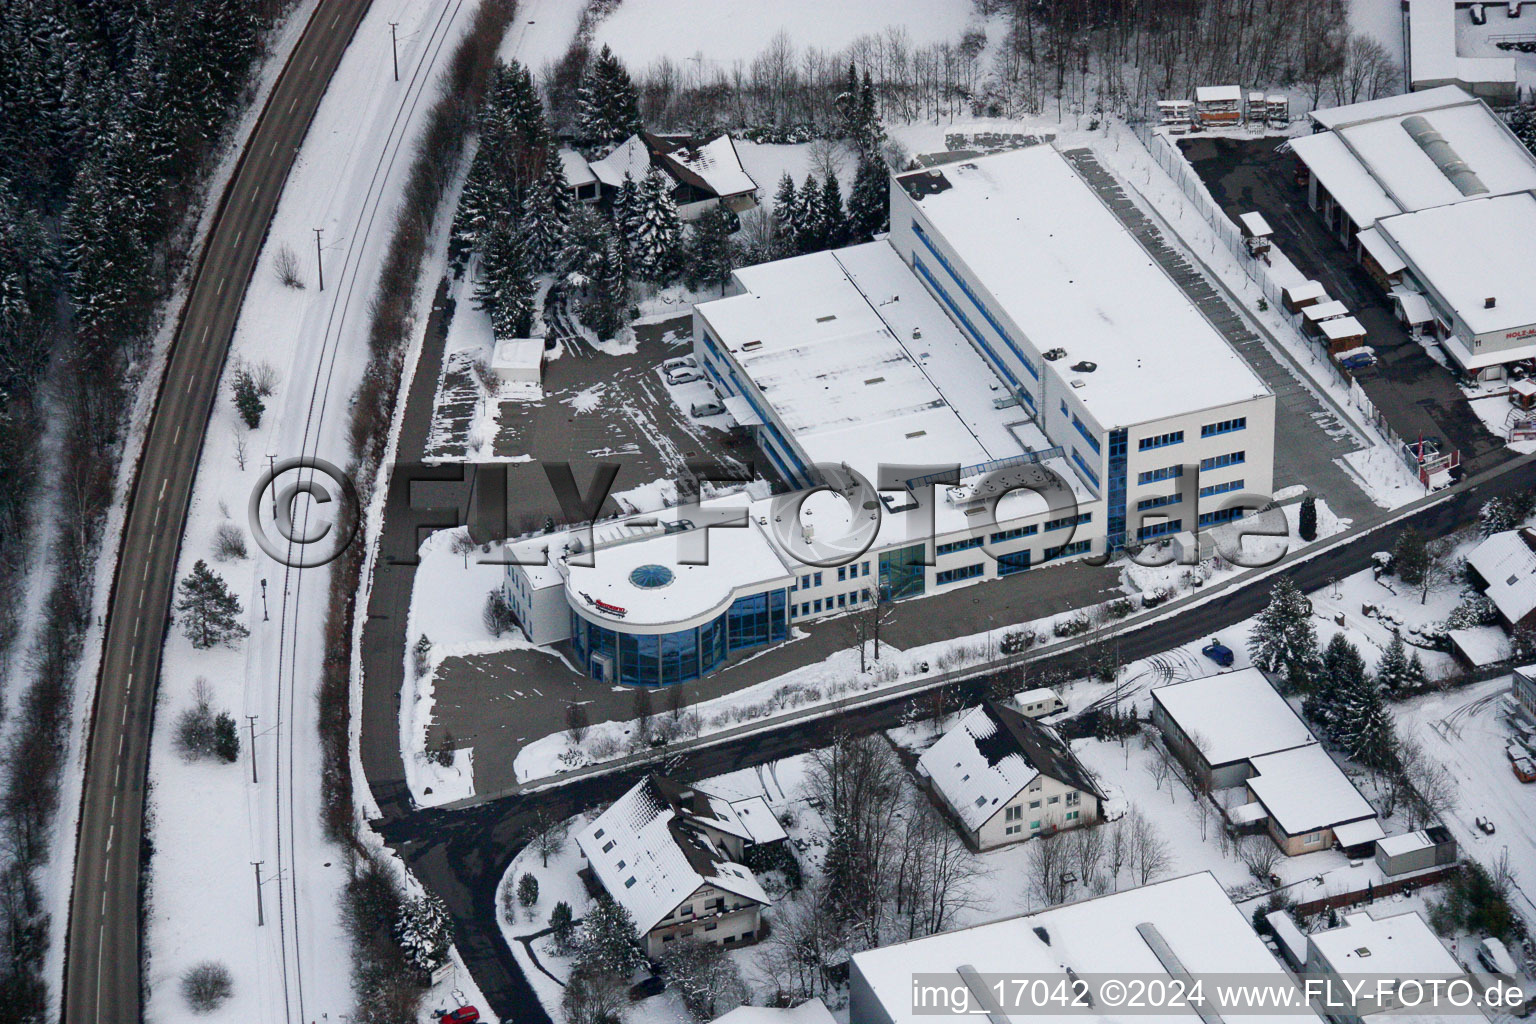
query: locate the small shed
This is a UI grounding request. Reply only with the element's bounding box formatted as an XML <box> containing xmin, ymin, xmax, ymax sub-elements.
<box><xmin>490</xmin><ymin>339</ymin><xmax>544</xmax><ymax>385</ymax></box>
<box><xmin>1449</xmin><ymin>625</ymin><xmax>1511</xmax><ymax>668</ymax></box>
<box><xmin>1510</xmin><ymin>378</ymin><xmax>1536</xmax><ymax>412</ymax></box>
<box><xmin>1265</xmin><ymin>95</ymin><xmax>1290</xmax><ymax>127</ymax></box>
<box><xmin>1196</xmin><ymin>85</ymin><xmax>1243</xmax><ymax>126</ymax></box>
<box><xmin>1238</xmin><ymin>211</ymin><xmax>1273</xmax><ymax>256</ymax></box>
<box><xmin>1318</xmin><ymin>315</ymin><xmax>1367</xmax><ymax>354</ymax></box>
<box><xmin>1157</xmin><ymin>100</ymin><xmax>1195</xmax><ymax>132</ymax></box>
<box><xmin>1356</xmin><ymin>227</ymin><xmax>1406</xmax><ymax>287</ymax></box>
<box><xmin>1391</xmin><ymin>288</ymin><xmax>1435</xmax><ymax>331</ymax></box>
<box><xmin>1283</xmin><ymin>280</ymin><xmax>1327</xmax><ymax>312</ymax></box>
<box><xmin>1302</xmin><ymin>299</ymin><xmax>1349</xmax><ymax>325</ymax></box>
<box><xmin>1247</xmin><ymin>91</ymin><xmax>1266</xmax><ymax>124</ymax></box>
<box><xmin>1375</xmin><ymin>826</ymin><xmax>1457</xmax><ymax>877</ymax></box>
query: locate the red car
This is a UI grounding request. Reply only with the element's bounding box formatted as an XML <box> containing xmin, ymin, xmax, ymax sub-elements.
<box><xmin>441</xmin><ymin>1008</ymin><xmax>480</xmax><ymax>1024</ymax></box>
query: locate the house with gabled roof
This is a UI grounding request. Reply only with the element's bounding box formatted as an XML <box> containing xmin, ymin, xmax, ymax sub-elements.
<box><xmin>575</xmin><ymin>131</ymin><xmax>760</xmax><ymax>220</ymax></box>
<box><xmin>1466</xmin><ymin>527</ymin><xmax>1536</xmax><ymax>633</ymax></box>
<box><xmin>574</xmin><ymin>774</ymin><xmax>772</xmax><ymax>958</ymax></box>
<box><xmin>916</xmin><ymin>700</ymin><xmax>1102</xmax><ymax>851</ymax></box>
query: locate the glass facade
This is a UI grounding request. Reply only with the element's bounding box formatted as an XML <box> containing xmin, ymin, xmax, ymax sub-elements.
<box><xmin>571</xmin><ymin>589</ymin><xmax>787</xmax><ymax>686</ymax></box>
<box><xmin>880</xmin><ymin>544</ymin><xmax>928</xmax><ymax>601</ymax></box>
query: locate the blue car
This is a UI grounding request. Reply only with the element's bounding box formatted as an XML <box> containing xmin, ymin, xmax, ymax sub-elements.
<box><xmin>1201</xmin><ymin>640</ymin><xmax>1234</xmax><ymax>667</ymax></box>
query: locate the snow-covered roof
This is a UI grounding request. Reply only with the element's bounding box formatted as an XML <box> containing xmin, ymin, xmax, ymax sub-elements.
<box><xmin>852</xmin><ymin>872</ymin><xmax>1318</xmax><ymax>1024</ymax></box>
<box><xmin>1151</xmin><ymin>669</ymin><xmax>1316</xmax><ymax>768</ymax></box>
<box><xmin>1266</xmin><ymin>910</ymin><xmax>1309</xmax><ymax>965</ymax></box>
<box><xmin>727</xmin><ymin>796</ymin><xmax>788</xmax><ymax>845</ymax></box>
<box><xmin>1391</xmin><ymin>289</ymin><xmax>1435</xmax><ymax>325</ymax></box>
<box><xmin>1319</xmin><ymin>316</ymin><xmax>1366</xmax><ymax>342</ymax></box>
<box><xmin>714</xmin><ymin>1001</ymin><xmax>834</xmax><ymax>1024</ymax></box>
<box><xmin>575</xmin><ymin>775</ymin><xmax>771</xmax><ymax>935</ymax></box>
<box><xmin>1448</xmin><ymin>625</ymin><xmax>1512</xmax><ymax>667</ymax></box>
<box><xmin>1018</xmin><ymin>687</ymin><xmax>1062</xmax><ymax>705</ymax></box>
<box><xmin>1467</xmin><ymin>528</ymin><xmax>1536</xmax><ymax>625</ymax></box>
<box><xmin>1196</xmin><ymin>85</ymin><xmax>1242</xmax><ymax>103</ymax></box>
<box><xmin>557</xmin><ymin>147</ymin><xmax>597</xmax><ymax>188</ymax></box>
<box><xmin>490</xmin><ymin>338</ymin><xmax>543</xmax><ymax>370</ymax></box>
<box><xmin>1376</xmin><ymin>829</ymin><xmax>1438</xmax><ymax>858</ymax></box>
<box><xmin>896</xmin><ymin>146</ymin><xmax>1269</xmax><ymax>426</ymax></box>
<box><xmin>658</xmin><ymin>134</ymin><xmax>758</xmax><ymax>198</ymax></box>
<box><xmin>917</xmin><ymin>702</ymin><xmax>1100</xmax><ymax>831</ymax></box>
<box><xmin>1239</xmin><ymin>211</ymin><xmax>1273</xmax><ymax>236</ymax></box>
<box><xmin>1229</xmin><ymin>800</ymin><xmax>1269</xmax><ymax>825</ymax></box>
<box><xmin>1376</xmin><ymin>194</ymin><xmax>1536</xmax><ymax>340</ymax></box>
<box><xmin>1303</xmin><ymin>300</ymin><xmax>1350</xmax><ymax>323</ymax></box>
<box><xmin>1407</xmin><ymin>0</ymin><xmax>1517</xmax><ymax>93</ymax></box>
<box><xmin>697</xmin><ymin>241</ymin><xmax>1083</xmax><ymax>487</ymax></box>
<box><xmin>561</xmin><ymin>493</ymin><xmax>793</xmax><ymax>628</ymax></box>
<box><xmin>1332</xmin><ymin>817</ymin><xmax>1388</xmax><ymax>847</ymax></box>
<box><xmin>1284</xmin><ymin>280</ymin><xmax>1328</xmax><ymax>305</ymax></box>
<box><xmin>1356</xmin><ymin>227</ymin><xmax>1406</xmax><ymax>275</ymax></box>
<box><xmin>1309</xmin><ymin>910</ymin><xmax>1462</xmax><ymax>980</ymax></box>
<box><xmin>588</xmin><ymin>135</ymin><xmax>652</xmax><ymax>188</ymax></box>
<box><xmin>1309</xmin><ymin>85</ymin><xmax>1480</xmax><ymax>131</ymax></box>
<box><xmin>1245</xmin><ymin>744</ymin><xmax>1377</xmax><ymax>836</ymax></box>
<box><xmin>1300</xmin><ymin>88</ymin><xmax>1536</xmax><ymax>228</ymax></box>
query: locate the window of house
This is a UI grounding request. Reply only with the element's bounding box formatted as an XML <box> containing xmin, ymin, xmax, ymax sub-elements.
<box><xmin>1006</xmin><ymin>824</ymin><xmax>1022</xmax><ymax>835</ymax></box>
<box><xmin>1304</xmin><ymin>831</ymin><xmax>1322</xmax><ymax>845</ymax></box>
<box><xmin>813</xmin><ymin>599</ymin><xmax>822</xmax><ymax>613</ymax></box>
<box><xmin>1048</xmin><ymin>795</ymin><xmax>1060</xmax><ymax>804</ymax></box>
<box><xmin>813</xmin><ymin>571</ymin><xmax>823</xmax><ymax>586</ymax></box>
<box><xmin>602</xmin><ymin>840</ymin><xmax>615</xmax><ymax>853</ymax></box>
<box><xmin>1006</xmin><ymin>806</ymin><xmax>1023</xmax><ymax>822</ymax></box>
<box><xmin>838</xmin><ymin>566</ymin><xmax>847</xmax><ymax>581</ymax></box>
<box><xmin>1065</xmin><ymin>791</ymin><xmax>1080</xmax><ymax>805</ymax></box>
<box><xmin>1066</xmin><ymin>810</ymin><xmax>1079</xmax><ymax>821</ymax></box>
<box><xmin>1031</xmin><ymin>820</ymin><xmax>1042</xmax><ymax>831</ymax></box>
<box><xmin>1029</xmin><ymin>800</ymin><xmax>1041</xmax><ymax>809</ymax></box>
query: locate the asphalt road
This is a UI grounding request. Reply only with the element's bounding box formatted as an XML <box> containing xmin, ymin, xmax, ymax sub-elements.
<box><xmin>60</xmin><ymin>3</ymin><xmax>370</xmax><ymax>1021</ymax></box>
<box><xmin>378</xmin><ymin>456</ymin><xmax>1536</xmax><ymax>1022</ymax></box>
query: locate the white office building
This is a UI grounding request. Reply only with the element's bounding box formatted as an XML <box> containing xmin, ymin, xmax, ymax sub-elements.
<box><xmin>503</xmin><ymin>145</ymin><xmax>1275</xmax><ymax>686</ymax></box>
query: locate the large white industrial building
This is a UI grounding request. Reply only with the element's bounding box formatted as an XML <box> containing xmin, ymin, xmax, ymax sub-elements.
<box><xmin>1291</xmin><ymin>86</ymin><xmax>1536</xmax><ymax>379</ymax></box>
<box><xmin>501</xmin><ymin>145</ymin><xmax>1275</xmax><ymax>687</ymax></box>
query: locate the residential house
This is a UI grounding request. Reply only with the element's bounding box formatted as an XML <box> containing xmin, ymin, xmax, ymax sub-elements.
<box><xmin>577</xmin><ymin>131</ymin><xmax>760</xmax><ymax>220</ymax></box>
<box><xmin>850</xmin><ymin>872</ymin><xmax>1321</xmax><ymax>1024</ymax></box>
<box><xmin>1465</xmin><ymin>527</ymin><xmax>1536</xmax><ymax>632</ymax></box>
<box><xmin>1513</xmin><ymin>663</ymin><xmax>1536</xmax><ymax>722</ymax></box>
<box><xmin>575</xmin><ymin>774</ymin><xmax>773</xmax><ymax>959</ymax></box>
<box><xmin>557</xmin><ymin>147</ymin><xmax>599</xmax><ymax>203</ymax></box>
<box><xmin>713</xmin><ymin>1000</ymin><xmax>835</xmax><ymax>1024</ymax></box>
<box><xmin>1151</xmin><ymin>670</ymin><xmax>1383</xmax><ymax>855</ymax></box>
<box><xmin>916</xmin><ymin>700</ymin><xmax>1102</xmax><ymax>851</ymax></box>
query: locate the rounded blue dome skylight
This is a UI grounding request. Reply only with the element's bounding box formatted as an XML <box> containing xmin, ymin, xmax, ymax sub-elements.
<box><xmin>629</xmin><ymin>564</ymin><xmax>675</xmax><ymax>589</ymax></box>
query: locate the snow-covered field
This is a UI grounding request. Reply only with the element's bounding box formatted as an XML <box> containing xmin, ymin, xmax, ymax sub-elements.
<box><xmin>592</xmin><ymin>0</ymin><xmax>987</xmax><ymax>69</ymax></box>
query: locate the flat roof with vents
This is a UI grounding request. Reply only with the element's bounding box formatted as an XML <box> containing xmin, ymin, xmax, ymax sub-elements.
<box><xmin>696</xmin><ymin>242</ymin><xmax>1070</xmax><ymax>483</ymax></box>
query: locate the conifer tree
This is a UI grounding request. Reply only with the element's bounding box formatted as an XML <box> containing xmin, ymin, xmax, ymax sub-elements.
<box><xmin>1375</xmin><ymin>633</ymin><xmax>1411</xmax><ymax>692</ymax></box>
<box><xmin>634</xmin><ymin>167</ymin><xmax>681</xmax><ymax>281</ymax></box>
<box><xmin>1248</xmin><ymin>576</ymin><xmax>1320</xmax><ymax>682</ymax></box>
<box><xmin>1337</xmin><ymin>672</ymin><xmax>1397</xmax><ymax>771</ymax></box>
<box><xmin>1298</xmin><ymin>495</ymin><xmax>1318</xmax><ymax>542</ymax></box>
<box><xmin>685</xmin><ymin>204</ymin><xmax>736</xmax><ymax>295</ymax></box>
<box><xmin>575</xmin><ymin>45</ymin><xmax>642</xmax><ymax>153</ymax></box>
<box><xmin>522</xmin><ymin>153</ymin><xmax>571</xmax><ymax>273</ymax></box>
<box><xmin>819</xmin><ymin>170</ymin><xmax>847</xmax><ymax>249</ymax></box>
<box><xmin>176</xmin><ymin>560</ymin><xmax>249</xmax><ymax>649</ymax></box>
<box><xmin>582</xmin><ymin>234</ymin><xmax>629</xmax><ymax>339</ymax></box>
<box><xmin>577</xmin><ymin>892</ymin><xmax>646</xmax><ymax>977</ymax></box>
<box><xmin>859</xmin><ymin>69</ymin><xmax>886</xmax><ymax>156</ymax></box>
<box><xmin>771</xmin><ymin>171</ymin><xmax>800</xmax><ymax>252</ymax></box>
<box><xmin>475</xmin><ymin>221</ymin><xmax>535</xmax><ymax>339</ymax></box>
<box><xmin>795</xmin><ymin>173</ymin><xmax>822</xmax><ymax>253</ymax></box>
<box><xmin>1306</xmin><ymin>633</ymin><xmax>1365</xmax><ymax>735</ymax></box>
<box><xmin>847</xmin><ymin>154</ymin><xmax>889</xmax><ymax>242</ymax></box>
<box><xmin>612</xmin><ymin>171</ymin><xmax>642</xmax><ymax>264</ymax></box>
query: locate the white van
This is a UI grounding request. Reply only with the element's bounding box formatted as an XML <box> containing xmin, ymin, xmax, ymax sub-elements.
<box><xmin>1017</xmin><ymin>687</ymin><xmax>1066</xmax><ymax>718</ymax></box>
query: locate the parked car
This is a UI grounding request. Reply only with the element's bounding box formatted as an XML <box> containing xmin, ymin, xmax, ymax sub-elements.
<box><xmin>1201</xmin><ymin>639</ymin><xmax>1235</xmax><ymax>667</ymax></box>
<box><xmin>690</xmin><ymin>401</ymin><xmax>725</xmax><ymax>417</ymax></box>
<box><xmin>663</xmin><ymin>356</ymin><xmax>696</xmax><ymax>372</ymax></box>
<box><xmin>440</xmin><ymin>1008</ymin><xmax>480</xmax><ymax>1024</ymax></box>
<box><xmin>1476</xmin><ymin>816</ymin><xmax>1497</xmax><ymax>835</ymax></box>
<box><xmin>1513</xmin><ymin>757</ymin><xmax>1536</xmax><ymax>783</ymax></box>
<box><xmin>1338</xmin><ymin>350</ymin><xmax>1376</xmax><ymax>371</ymax></box>
<box><xmin>666</xmin><ymin>369</ymin><xmax>702</xmax><ymax>385</ymax></box>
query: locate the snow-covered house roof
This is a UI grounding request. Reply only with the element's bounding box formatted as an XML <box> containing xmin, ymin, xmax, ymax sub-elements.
<box><xmin>1245</xmin><ymin>744</ymin><xmax>1379</xmax><ymax>838</ymax></box>
<box><xmin>1196</xmin><ymin>85</ymin><xmax>1242</xmax><ymax>103</ymax></box>
<box><xmin>1151</xmin><ymin>669</ymin><xmax>1316</xmax><ymax>768</ymax></box>
<box><xmin>727</xmin><ymin>796</ymin><xmax>788</xmax><ymax>845</ymax></box>
<box><xmin>1355</xmin><ymin>227</ymin><xmax>1406</xmax><ymax>275</ymax></box>
<box><xmin>557</xmin><ymin>147</ymin><xmax>597</xmax><ymax>188</ymax></box>
<box><xmin>851</xmin><ymin>872</ymin><xmax>1320</xmax><ymax>1024</ymax></box>
<box><xmin>1238</xmin><ymin>211</ymin><xmax>1273</xmax><ymax>236</ymax></box>
<box><xmin>895</xmin><ymin>146</ymin><xmax>1270</xmax><ymax>427</ymax></box>
<box><xmin>588</xmin><ymin>135</ymin><xmax>653</xmax><ymax>189</ymax></box>
<box><xmin>917</xmin><ymin>702</ymin><xmax>1101</xmax><ymax>832</ymax></box>
<box><xmin>651</xmin><ymin>133</ymin><xmax>758</xmax><ymax>199</ymax></box>
<box><xmin>575</xmin><ymin>774</ymin><xmax>771</xmax><ymax>935</ymax></box>
<box><xmin>1467</xmin><ymin>528</ymin><xmax>1536</xmax><ymax>625</ymax></box>
<box><xmin>1406</xmin><ymin>0</ymin><xmax>1517</xmax><ymax>95</ymax></box>
<box><xmin>1448</xmin><ymin>626</ymin><xmax>1512</xmax><ymax>667</ymax></box>
<box><xmin>1308</xmin><ymin>910</ymin><xmax>1462</xmax><ymax>979</ymax></box>
<box><xmin>714</xmin><ymin>999</ymin><xmax>835</xmax><ymax>1024</ymax></box>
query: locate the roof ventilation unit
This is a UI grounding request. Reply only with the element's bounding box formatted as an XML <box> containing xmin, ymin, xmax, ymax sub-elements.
<box><xmin>1043</xmin><ymin>347</ymin><xmax>1068</xmax><ymax>361</ymax></box>
<box><xmin>1070</xmin><ymin>360</ymin><xmax>1098</xmax><ymax>373</ymax></box>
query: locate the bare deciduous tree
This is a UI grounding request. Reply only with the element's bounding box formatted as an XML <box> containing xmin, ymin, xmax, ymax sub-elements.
<box><xmin>273</xmin><ymin>243</ymin><xmax>304</xmax><ymax>288</ymax></box>
<box><xmin>1238</xmin><ymin>835</ymin><xmax>1282</xmax><ymax>882</ymax></box>
<box><xmin>1130</xmin><ymin>809</ymin><xmax>1172</xmax><ymax>885</ymax></box>
<box><xmin>565</xmin><ymin>701</ymin><xmax>591</xmax><ymax>744</ymax></box>
<box><xmin>1026</xmin><ymin>828</ymin><xmax>1072</xmax><ymax>908</ymax></box>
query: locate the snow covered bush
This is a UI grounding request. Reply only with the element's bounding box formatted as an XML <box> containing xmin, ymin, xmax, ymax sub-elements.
<box><xmin>1442</xmin><ymin>592</ymin><xmax>1499</xmax><ymax>630</ymax></box>
<box><xmin>181</xmin><ymin>961</ymin><xmax>233</xmax><ymax>1013</ymax></box>
<box><xmin>659</xmin><ymin>938</ymin><xmax>748</xmax><ymax>1019</ymax></box>
<box><xmin>212</xmin><ymin>523</ymin><xmax>247</xmax><ymax>561</ymax></box>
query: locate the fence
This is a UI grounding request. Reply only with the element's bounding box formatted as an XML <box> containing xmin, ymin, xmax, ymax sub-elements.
<box><xmin>1126</xmin><ymin>122</ymin><xmax>1414</xmax><ymax>458</ymax></box>
<box><xmin>1291</xmin><ymin>863</ymin><xmax>1462</xmax><ymax>917</ymax></box>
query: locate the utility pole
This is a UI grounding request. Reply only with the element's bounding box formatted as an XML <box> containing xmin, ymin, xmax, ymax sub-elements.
<box><xmin>314</xmin><ymin>227</ymin><xmax>324</xmax><ymax>291</ymax></box>
<box><xmin>246</xmin><ymin>715</ymin><xmax>259</xmax><ymax>784</ymax></box>
<box><xmin>251</xmin><ymin>861</ymin><xmax>265</xmax><ymax>926</ymax></box>
<box><xmin>260</xmin><ymin>578</ymin><xmax>268</xmax><ymax>621</ymax></box>
<box><xmin>389</xmin><ymin>22</ymin><xmax>400</xmax><ymax>82</ymax></box>
<box><xmin>266</xmin><ymin>450</ymin><xmax>278</xmax><ymax>521</ymax></box>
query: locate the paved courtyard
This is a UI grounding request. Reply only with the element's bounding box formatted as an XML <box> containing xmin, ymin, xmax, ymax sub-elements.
<box><xmin>427</xmin><ymin>557</ymin><xmax>1121</xmax><ymax>796</ymax></box>
<box><xmin>1176</xmin><ymin>136</ymin><xmax>1510</xmax><ymax>476</ymax></box>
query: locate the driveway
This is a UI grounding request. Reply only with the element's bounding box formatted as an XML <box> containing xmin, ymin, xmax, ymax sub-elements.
<box><xmin>1177</xmin><ymin>136</ymin><xmax>1510</xmax><ymax>475</ymax></box>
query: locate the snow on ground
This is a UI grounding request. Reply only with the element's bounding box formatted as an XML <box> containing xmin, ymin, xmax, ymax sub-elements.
<box><xmin>592</xmin><ymin>0</ymin><xmax>986</xmax><ymax>70</ymax></box>
<box><xmin>1461</xmin><ymin>382</ymin><xmax>1536</xmax><ymax>456</ymax></box>
<box><xmin>1393</xmin><ymin>676</ymin><xmax>1536</xmax><ymax>927</ymax></box>
<box><xmin>1350</xmin><ymin>0</ymin><xmax>1408</xmax><ymax>71</ymax></box>
<box><xmin>133</xmin><ymin>0</ymin><xmax>602</xmax><ymax>1016</ymax></box>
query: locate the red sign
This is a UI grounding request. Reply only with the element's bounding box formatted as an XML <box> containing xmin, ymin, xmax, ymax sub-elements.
<box><xmin>1506</xmin><ymin>327</ymin><xmax>1536</xmax><ymax>341</ymax></box>
<box><xmin>580</xmin><ymin>591</ymin><xmax>628</xmax><ymax>618</ymax></box>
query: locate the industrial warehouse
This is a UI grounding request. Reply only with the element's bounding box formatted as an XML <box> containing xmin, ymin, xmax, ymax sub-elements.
<box><xmin>500</xmin><ymin>145</ymin><xmax>1276</xmax><ymax>686</ymax></box>
<box><xmin>1290</xmin><ymin>85</ymin><xmax>1536</xmax><ymax>380</ymax></box>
